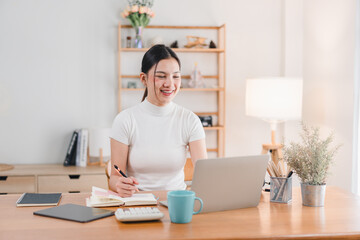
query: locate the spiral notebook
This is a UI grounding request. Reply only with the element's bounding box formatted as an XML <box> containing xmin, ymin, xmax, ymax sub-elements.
<box><xmin>16</xmin><ymin>193</ymin><xmax>62</xmax><ymax>207</ymax></box>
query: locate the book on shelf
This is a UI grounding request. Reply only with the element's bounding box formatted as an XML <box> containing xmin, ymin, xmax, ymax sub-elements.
<box><xmin>86</xmin><ymin>186</ymin><xmax>157</xmax><ymax>207</ymax></box>
<box><xmin>79</xmin><ymin>128</ymin><xmax>88</xmax><ymax>167</ymax></box>
<box><xmin>74</xmin><ymin>128</ymin><xmax>88</xmax><ymax>167</ymax></box>
<box><xmin>75</xmin><ymin>128</ymin><xmax>82</xmax><ymax>166</ymax></box>
<box><xmin>16</xmin><ymin>193</ymin><xmax>62</xmax><ymax>207</ymax></box>
<box><xmin>63</xmin><ymin>130</ymin><xmax>79</xmax><ymax>166</ymax></box>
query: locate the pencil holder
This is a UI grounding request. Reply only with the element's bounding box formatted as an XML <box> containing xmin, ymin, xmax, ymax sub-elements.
<box><xmin>270</xmin><ymin>176</ymin><xmax>292</xmax><ymax>203</ymax></box>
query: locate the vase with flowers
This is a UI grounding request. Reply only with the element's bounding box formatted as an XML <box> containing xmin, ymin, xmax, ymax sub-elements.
<box><xmin>283</xmin><ymin>123</ymin><xmax>341</xmax><ymax>207</ymax></box>
<box><xmin>121</xmin><ymin>0</ymin><xmax>155</xmax><ymax>48</ymax></box>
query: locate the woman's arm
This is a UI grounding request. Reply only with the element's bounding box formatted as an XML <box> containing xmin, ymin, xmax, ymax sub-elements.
<box><xmin>188</xmin><ymin>138</ymin><xmax>208</xmax><ymax>165</ymax></box>
<box><xmin>109</xmin><ymin>138</ymin><xmax>138</xmax><ymax>197</ymax></box>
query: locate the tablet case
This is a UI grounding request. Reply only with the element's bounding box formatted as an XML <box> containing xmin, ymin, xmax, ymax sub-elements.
<box><xmin>33</xmin><ymin>203</ymin><xmax>114</xmax><ymax>223</ymax></box>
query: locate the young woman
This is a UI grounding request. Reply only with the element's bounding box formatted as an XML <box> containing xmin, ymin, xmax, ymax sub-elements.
<box><xmin>109</xmin><ymin>44</ymin><xmax>207</xmax><ymax>197</ymax></box>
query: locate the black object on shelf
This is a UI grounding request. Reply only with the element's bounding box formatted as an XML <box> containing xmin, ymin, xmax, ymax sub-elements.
<box><xmin>199</xmin><ymin>116</ymin><xmax>213</xmax><ymax>127</ymax></box>
<box><xmin>170</xmin><ymin>40</ymin><xmax>178</xmax><ymax>48</ymax></box>
<box><xmin>209</xmin><ymin>40</ymin><xmax>217</xmax><ymax>48</ymax></box>
<box><xmin>63</xmin><ymin>131</ymin><xmax>79</xmax><ymax>166</ymax></box>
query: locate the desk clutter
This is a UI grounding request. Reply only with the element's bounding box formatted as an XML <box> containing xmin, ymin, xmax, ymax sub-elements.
<box><xmin>86</xmin><ymin>186</ymin><xmax>157</xmax><ymax>207</ymax></box>
<box><xmin>16</xmin><ymin>193</ymin><xmax>62</xmax><ymax>207</ymax></box>
<box><xmin>33</xmin><ymin>203</ymin><xmax>114</xmax><ymax>223</ymax></box>
<box><xmin>3</xmin><ymin>187</ymin><xmax>360</xmax><ymax>239</ymax></box>
<box><xmin>267</xmin><ymin>155</ymin><xmax>293</xmax><ymax>203</ymax></box>
<box><xmin>115</xmin><ymin>207</ymin><xmax>164</xmax><ymax>222</ymax></box>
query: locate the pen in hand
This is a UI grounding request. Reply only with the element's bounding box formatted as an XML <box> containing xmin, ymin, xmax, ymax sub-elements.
<box><xmin>114</xmin><ymin>165</ymin><xmax>127</xmax><ymax>178</ymax></box>
<box><xmin>114</xmin><ymin>165</ymin><xmax>140</xmax><ymax>192</ymax></box>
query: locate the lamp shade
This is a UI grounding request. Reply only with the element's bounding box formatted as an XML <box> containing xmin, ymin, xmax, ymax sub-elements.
<box><xmin>246</xmin><ymin>77</ymin><xmax>303</xmax><ymax>122</ymax></box>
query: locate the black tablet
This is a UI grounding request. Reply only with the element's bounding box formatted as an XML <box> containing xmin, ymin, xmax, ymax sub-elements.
<box><xmin>34</xmin><ymin>203</ymin><xmax>114</xmax><ymax>223</ymax></box>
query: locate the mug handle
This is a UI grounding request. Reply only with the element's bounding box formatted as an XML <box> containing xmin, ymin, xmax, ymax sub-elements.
<box><xmin>193</xmin><ymin>197</ymin><xmax>203</xmax><ymax>215</ymax></box>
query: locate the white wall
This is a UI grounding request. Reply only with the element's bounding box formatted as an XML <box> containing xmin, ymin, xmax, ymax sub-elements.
<box><xmin>0</xmin><ymin>0</ymin><xmax>357</xmax><ymax>192</ymax></box>
<box><xmin>0</xmin><ymin>0</ymin><xmax>283</xmax><ymax>164</ymax></box>
<box><xmin>0</xmin><ymin>0</ymin><xmax>120</xmax><ymax>164</ymax></box>
<box><xmin>303</xmin><ymin>0</ymin><xmax>357</xmax><ymax>191</ymax></box>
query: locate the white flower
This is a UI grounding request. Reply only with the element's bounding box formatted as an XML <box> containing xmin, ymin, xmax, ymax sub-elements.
<box><xmin>131</xmin><ymin>5</ymin><xmax>139</xmax><ymax>13</ymax></box>
<box><xmin>139</xmin><ymin>6</ymin><xmax>147</xmax><ymax>14</ymax></box>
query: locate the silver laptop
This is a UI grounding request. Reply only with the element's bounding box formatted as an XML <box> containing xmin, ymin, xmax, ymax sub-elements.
<box><xmin>161</xmin><ymin>155</ymin><xmax>269</xmax><ymax>213</ymax></box>
<box><xmin>191</xmin><ymin>155</ymin><xmax>269</xmax><ymax>213</ymax></box>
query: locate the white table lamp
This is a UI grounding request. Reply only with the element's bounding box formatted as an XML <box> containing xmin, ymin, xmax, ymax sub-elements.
<box><xmin>246</xmin><ymin>77</ymin><xmax>303</xmax><ymax>175</ymax></box>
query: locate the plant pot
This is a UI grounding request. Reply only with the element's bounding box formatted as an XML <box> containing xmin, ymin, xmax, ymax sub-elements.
<box><xmin>300</xmin><ymin>183</ymin><xmax>326</xmax><ymax>207</ymax></box>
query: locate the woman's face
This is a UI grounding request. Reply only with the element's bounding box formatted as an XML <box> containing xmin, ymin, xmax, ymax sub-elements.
<box><xmin>141</xmin><ymin>58</ymin><xmax>181</xmax><ymax>106</ymax></box>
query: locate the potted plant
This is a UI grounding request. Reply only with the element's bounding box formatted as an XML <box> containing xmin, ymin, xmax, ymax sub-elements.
<box><xmin>283</xmin><ymin>123</ymin><xmax>341</xmax><ymax>207</ymax></box>
<box><xmin>121</xmin><ymin>0</ymin><xmax>155</xmax><ymax>48</ymax></box>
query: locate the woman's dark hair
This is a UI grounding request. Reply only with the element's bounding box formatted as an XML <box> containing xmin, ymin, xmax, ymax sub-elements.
<box><xmin>141</xmin><ymin>44</ymin><xmax>181</xmax><ymax>101</ymax></box>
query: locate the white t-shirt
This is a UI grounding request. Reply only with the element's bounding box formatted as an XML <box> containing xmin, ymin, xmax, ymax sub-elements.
<box><xmin>110</xmin><ymin>99</ymin><xmax>205</xmax><ymax>191</ymax></box>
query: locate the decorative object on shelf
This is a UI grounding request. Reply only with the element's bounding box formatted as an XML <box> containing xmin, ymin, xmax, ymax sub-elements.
<box><xmin>134</xmin><ymin>26</ymin><xmax>144</xmax><ymax>48</ymax></box>
<box><xmin>170</xmin><ymin>40</ymin><xmax>179</xmax><ymax>48</ymax></box>
<box><xmin>188</xmin><ymin>62</ymin><xmax>205</xmax><ymax>88</ymax></box>
<box><xmin>184</xmin><ymin>36</ymin><xmax>207</xmax><ymax>48</ymax></box>
<box><xmin>283</xmin><ymin>123</ymin><xmax>341</xmax><ymax>207</ymax></box>
<box><xmin>88</xmin><ymin>128</ymin><xmax>111</xmax><ymax>167</ymax></box>
<box><xmin>149</xmin><ymin>36</ymin><xmax>164</xmax><ymax>46</ymax></box>
<box><xmin>121</xmin><ymin>0</ymin><xmax>155</xmax><ymax>48</ymax></box>
<box><xmin>63</xmin><ymin>130</ymin><xmax>79</xmax><ymax>166</ymax></box>
<box><xmin>126</xmin><ymin>36</ymin><xmax>132</xmax><ymax>48</ymax></box>
<box><xmin>209</xmin><ymin>40</ymin><xmax>217</xmax><ymax>48</ymax></box>
<box><xmin>246</xmin><ymin>77</ymin><xmax>303</xmax><ymax>173</ymax></box>
<box><xmin>127</xmin><ymin>81</ymin><xmax>137</xmax><ymax>89</ymax></box>
<box><xmin>198</xmin><ymin>116</ymin><xmax>213</xmax><ymax>127</ymax></box>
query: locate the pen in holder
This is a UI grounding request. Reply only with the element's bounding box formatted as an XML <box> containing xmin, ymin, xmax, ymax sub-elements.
<box><xmin>270</xmin><ymin>176</ymin><xmax>292</xmax><ymax>203</ymax></box>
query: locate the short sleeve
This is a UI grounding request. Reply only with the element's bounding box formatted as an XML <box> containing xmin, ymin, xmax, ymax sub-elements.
<box><xmin>110</xmin><ymin>111</ymin><xmax>132</xmax><ymax>145</ymax></box>
<box><xmin>187</xmin><ymin>112</ymin><xmax>206</xmax><ymax>143</ymax></box>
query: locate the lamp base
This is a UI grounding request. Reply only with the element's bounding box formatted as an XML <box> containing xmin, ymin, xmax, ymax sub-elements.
<box><xmin>262</xmin><ymin>143</ymin><xmax>283</xmax><ymax>166</ymax></box>
<box><xmin>262</xmin><ymin>143</ymin><xmax>286</xmax><ymax>177</ymax></box>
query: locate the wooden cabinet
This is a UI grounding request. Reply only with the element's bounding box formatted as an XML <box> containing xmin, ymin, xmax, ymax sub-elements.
<box><xmin>118</xmin><ymin>24</ymin><xmax>226</xmax><ymax>157</ymax></box>
<box><xmin>0</xmin><ymin>176</ymin><xmax>35</xmax><ymax>194</ymax></box>
<box><xmin>0</xmin><ymin>165</ymin><xmax>107</xmax><ymax>194</ymax></box>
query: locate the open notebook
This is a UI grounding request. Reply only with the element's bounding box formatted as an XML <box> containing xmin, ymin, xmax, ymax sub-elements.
<box><xmin>86</xmin><ymin>186</ymin><xmax>157</xmax><ymax>207</ymax></box>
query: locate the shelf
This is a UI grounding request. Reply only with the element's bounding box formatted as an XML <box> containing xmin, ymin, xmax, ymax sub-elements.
<box><xmin>118</xmin><ymin>23</ymin><xmax>226</xmax><ymax>157</ymax></box>
<box><xmin>207</xmin><ymin>148</ymin><xmax>218</xmax><ymax>152</ymax></box>
<box><xmin>121</xmin><ymin>88</ymin><xmax>224</xmax><ymax>92</ymax></box>
<box><xmin>120</xmin><ymin>25</ymin><xmax>224</xmax><ymax>30</ymax></box>
<box><xmin>122</xmin><ymin>75</ymin><xmax>219</xmax><ymax>79</ymax></box>
<box><xmin>194</xmin><ymin>112</ymin><xmax>219</xmax><ymax>116</ymax></box>
<box><xmin>120</xmin><ymin>48</ymin><xmax>224</xmax><ymax>53</ymax></box>
<box><xmin>204</xmin><ymin>126</ymin><xmax>224</xmax><ymax>130</ymax></box>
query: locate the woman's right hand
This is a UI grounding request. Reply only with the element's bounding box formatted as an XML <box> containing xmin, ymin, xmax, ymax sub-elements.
<box><xmin>115</xmin><ymin>176</ymin><xmax>139</xmax><ymax>197</ymax></box>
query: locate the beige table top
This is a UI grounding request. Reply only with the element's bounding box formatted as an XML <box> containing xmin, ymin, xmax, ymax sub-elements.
<box><xmin>1</xmin><ymin>186</ymin><xmax>360</xmax><ymax>240</ymax></box>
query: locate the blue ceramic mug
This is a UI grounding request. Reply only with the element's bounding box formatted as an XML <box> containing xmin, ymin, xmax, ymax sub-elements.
<box><xmin>167</xmin><ymin>190</ymin><xmax>203</xmax><ymax>224</ymax></box>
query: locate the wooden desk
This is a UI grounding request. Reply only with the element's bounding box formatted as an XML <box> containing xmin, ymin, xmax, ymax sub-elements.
<box><xmin>1</xmin><ymin>186</ymin><xmax>360</xmax><ymax>239</ymax></box>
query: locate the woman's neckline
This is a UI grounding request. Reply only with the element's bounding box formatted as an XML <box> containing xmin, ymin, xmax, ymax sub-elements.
<box><xmin>140</xmin><ymin>98</ymin><xmax>175</xmax><ymax>116</ymax></box>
